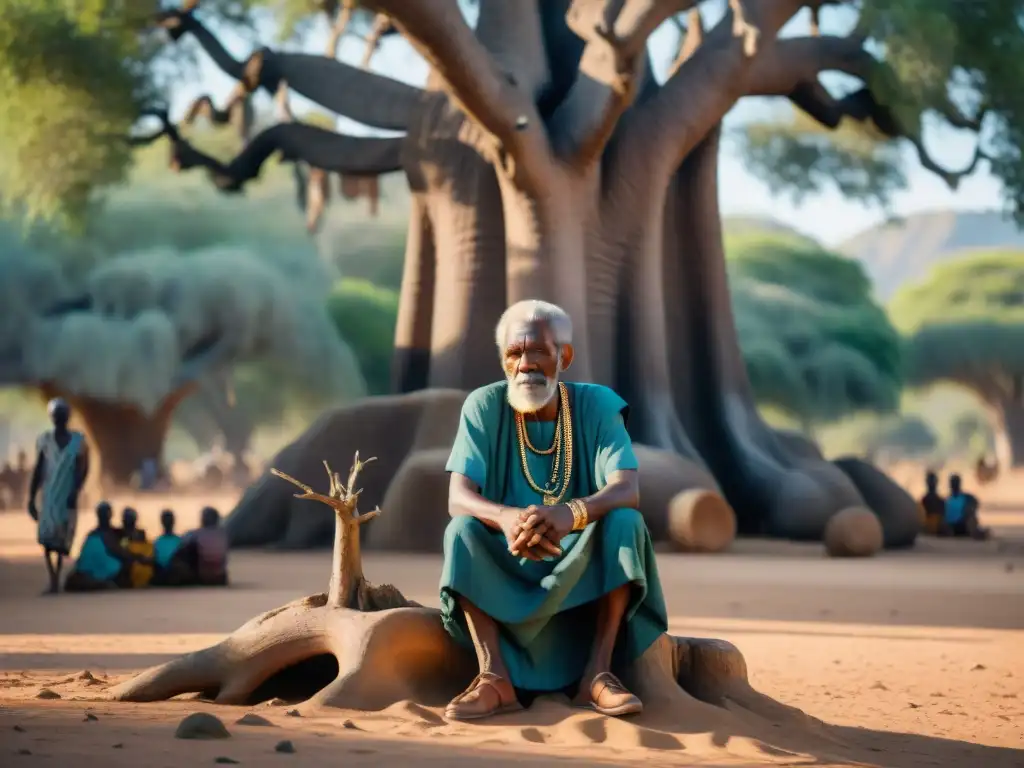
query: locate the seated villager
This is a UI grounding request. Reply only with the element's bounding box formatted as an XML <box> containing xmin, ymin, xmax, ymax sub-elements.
<box><xmin>919</xmin><ymin>471</ymin><xmax>945</xmax><ymax>535</ymax></box>
<box><xmin>120</xmin><ymin>507</ymin><xmax>155</xmax><ymax>588</ymax></box>
<box><xmin>166</xmin><ymin>506</ymin><xmax>229</xmax><ymax>586</ymax></box>
<box><xmin>65</xmin><ymin>502</ymin><xmax>153</xmax><ymax>591</ymax></box>
<box><xmin>940</xmin><ymin>474</ymin><xmax>990</xmax><ymax>540</ymax></box>
<box><xmin>441</xmin><ymin>300</ymin><xmax>668</xmax><ymax>722</ymax></box>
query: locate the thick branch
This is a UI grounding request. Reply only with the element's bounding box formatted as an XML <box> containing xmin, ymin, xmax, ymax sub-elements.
<box><xmin>161</xmin><ymin>10</ymin><xmax>421</xmax><ymax>131</ymax></box>
<box><xmin>668</xmin><ymin>8</ymin><xmax>704</xmax><ymax>77</ymax></box>
<box><xmin>135</xmin><ymin>111</ymin><xmax>402</xmax><ymax>195</ymax></box>
<box><xmin>360</xmin><ymin>13</ymin><xmax>396</xmax><ymax>68</ymax></box>
<box><xmin>326</xmin><ymin>1</ymin><xmax>356</xmax><ymax>58</ymax></box>
<box><xmin>363</xmin><ymin>0</ymin><xmax>553</xmax><ymax>191</ymax></box>
<box><xmin>620</xmin><ymin>0</ymin><xmax>805</xmax><ymax>175</ymax></box>
<box><xmin>747</xmin><ymin>34</ymin><xmax>990</xmax><ymax>190</ymax></box>
<box><xmin>550</xmin><ymin>0</ymin><xmax>697</xmax><ymax>168</ymax></box>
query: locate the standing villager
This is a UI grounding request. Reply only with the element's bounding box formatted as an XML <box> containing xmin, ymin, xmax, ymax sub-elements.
<box><xmin>27</xmin><ymin>398</ymin><xmax>90</xmax><ymax>594</ymax></box>
<box><xmin>440</xmin><ymin>300</ymin><xmax>668</xmax><ymax>721</ymax></box>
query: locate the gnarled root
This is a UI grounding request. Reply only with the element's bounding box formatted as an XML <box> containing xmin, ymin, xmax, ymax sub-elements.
<box><xmin>109</xmin><ymin>600</ymin><xmax>782</xmax><ymax>720</ymax></box>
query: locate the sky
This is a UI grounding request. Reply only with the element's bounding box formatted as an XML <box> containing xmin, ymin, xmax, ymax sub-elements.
<box><xmin>170</xmin><ymin>4</ymin><xmax>1005</xmax><ymax>248</ymax></box>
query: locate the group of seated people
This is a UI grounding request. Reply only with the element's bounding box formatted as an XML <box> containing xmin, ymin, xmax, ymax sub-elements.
<box><xmin>919</xmin><ymin>471</ymin><xmax>990</xmax><ymax>539</ymax></box>
<box><xmin>64</xmin><ymin>502</ymin><xmax>229</xmax><ymax>591</ymax></box>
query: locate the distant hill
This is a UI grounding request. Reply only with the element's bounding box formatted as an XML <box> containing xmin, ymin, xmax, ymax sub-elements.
<box><xmin>838</xmin><ymin>210</ymin><xmax>1024</xmax><ymax>299</ymax></box>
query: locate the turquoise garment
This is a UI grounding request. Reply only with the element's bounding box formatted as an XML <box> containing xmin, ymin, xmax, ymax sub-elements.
<box><xmin>75</xmin><ymin>531</ymin><xmax>121</xmax><ymax>582</ymax></box>
<box><xmin>154</xmin><ymin>533</ymin><xmax>182</xmax><ymax>568</ymax></box>
<box><xmin>441</xmin><ymin>381</ymin><xmax>668</xmax><ymax>692</ymax></box>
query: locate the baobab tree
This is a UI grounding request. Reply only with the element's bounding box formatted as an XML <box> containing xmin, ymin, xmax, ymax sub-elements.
<box><xmin>4</xmin><ymin>0</ymin><xmax>1015</xmax><ymax>544</ymax></box>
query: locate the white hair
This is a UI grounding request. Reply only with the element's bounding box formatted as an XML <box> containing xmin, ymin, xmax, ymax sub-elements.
<box><xmin>494</xmin><ymin>300</ymin><xmax>573</xmax><ymax>350</ymax></box>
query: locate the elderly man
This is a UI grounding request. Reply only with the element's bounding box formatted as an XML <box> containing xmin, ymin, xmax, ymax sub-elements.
<box><xmin>440</xmin><ymin>300</ymin><xmax>667</xmax><ymax>721</ymax></box>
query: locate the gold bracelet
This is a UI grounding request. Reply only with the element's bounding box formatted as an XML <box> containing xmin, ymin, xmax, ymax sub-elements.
<box><xmin>569</xmin><ymin>499</ymin><xmax>589</xmax><ymax>531</ymax></box>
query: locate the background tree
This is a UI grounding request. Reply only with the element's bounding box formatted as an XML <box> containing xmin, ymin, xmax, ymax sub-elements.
<box><xmin>9</xmin><ymin>0</ymin><xmax>1020</xmax><ymax>545</ymax></box>
<box><xmin>728</xmin><ymin>231</ymin><xmax>902</xmax><ymax>433</ymax></box>
<box><xmin>891</xmin><ymin>251</ymin><xmax>1024</xmax><ymax>469</ymax></box>
<box><xmin>0</xmin><ymin>245</ymin><xmax>365</xmax><ymax>488</ymax></box>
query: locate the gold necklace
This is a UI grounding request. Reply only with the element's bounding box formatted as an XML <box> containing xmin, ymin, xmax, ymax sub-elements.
<box><xmin>515</xmin><ymin>383</ymin><xmax>573</xmax><ymax>505</ymax></box>
<box><xmin>521</xmin><ymin>405</ymin><xmax>561</xmax><ymax>455</ymax></box>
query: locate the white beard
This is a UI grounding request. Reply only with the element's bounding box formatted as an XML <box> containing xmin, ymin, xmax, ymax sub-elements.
<box><xmin>507</xmin><ymin>364</ymin><xmax>560</xmax><ymax>414</ymax></box>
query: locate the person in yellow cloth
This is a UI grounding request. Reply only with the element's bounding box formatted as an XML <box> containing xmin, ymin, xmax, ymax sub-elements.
<box><xmin>440</xmin><ymin>300</ymin><xmax>668</xmax><ymax>721</ymax></box>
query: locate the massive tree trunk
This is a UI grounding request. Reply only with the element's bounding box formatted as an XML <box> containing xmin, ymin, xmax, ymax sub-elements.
<box><xmin>41</xmin><ymin>385</ymin><xmax>195</xmax><ymax>489</ymax></box>
<box><xmin>163</xmin><ymin>1</ymin><xmax>920</xmax><ymax>548</ymax></box>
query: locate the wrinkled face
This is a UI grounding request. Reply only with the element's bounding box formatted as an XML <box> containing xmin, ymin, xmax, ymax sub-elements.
<box><xmin>502</xmin><ymin>319</ymin><xmax>565</xmax><ymax>414</ymax></box>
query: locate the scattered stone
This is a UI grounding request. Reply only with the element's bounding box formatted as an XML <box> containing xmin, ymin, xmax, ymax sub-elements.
<box><xmin>971</xmin><ymin>664</ymin><xmax>987</xmax><ymax>671</ymax></box>
<box><xmin>35</xmin><ymin>688</ymin><xmax>60</xmax><ymax>700</ymax></box>
<box><xmin>235</xmin><ymin>714</ymin><xmax>274</xmax><ymax>727</ymax></box>
<box><xmin>78</xmin><ymin>671</ymin><xmax>98</xmax><ymax>682</ymax></box>
<box><xmin>342</xmin><ymin>720</ymin><xmax>359</xmax><ymax>730</ymax></box>
<box><xmin>870</xmin><ymin>682</ymin><xmax>888</xmax><ymax>691</ymax></box>
<box><xmin>823</xmin><ymin>508</ymin><xmax>883</xmax><ymax>558</ymax></box>
<box><xmin>929</xmin><ymin>692</ymin><xmax>945</xmax><ymax>698</ymax></box>
<box><xmin>175</xmin><ymin>712</ymin><xmax>231</xmax><ymax>740</ymax></box>
<box><xmin>1006</xmin><ymin>562</ymin><xmax>1015</xmax><ymax>573</ymax></box>
<box><xmin>264</xmin><ymin>698</ymin><xmax>288</xmax><ymax>708</ymax></box>
<box><xmin>908</xmin><ymin>702</ymin><xmax>921</xmax><ymax>709</ymax></box>
<box><xmin>214</xmin><ymin>757</ymin><xmax>239</xmax><ymax>764</ymax></box>
<box><xmin>274</xmin><ymin>740</ymin><xmax>296</xmax><ymax>754</ymax></box>
<box><xmin>17</xmin><ymin>748</ymin><xmax>32</xmax><ymax>756</ymax></box>
<box><xmin>112</xmin><ymin>744</ymin><xmax>124</xmax><ymax>749</ymax></box>
<box><xmin>13</xmin><ymin>724</ymin><xmax>25</xmax><ymax>732</ymax></box>
<box><xmin>84</xmin><ymin>713</ymin><xmax>99</xmax><ymax>722</ymax></box>
<box><xmin>284</xmin><ymin>709</ymin><xmax>301</xmax><ymax>718</ymax></box>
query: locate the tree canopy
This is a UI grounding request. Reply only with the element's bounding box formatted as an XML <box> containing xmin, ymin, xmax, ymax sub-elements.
<box><xmin>1</xmin><ymin>1</ymin><xmax>1021</xmax><ymax>226</ymax></box>
<box><xmin>890</xmin><ymin>250</ymin><xmax>1024</xmax><ymax>464</ymax></box>
<box><xmin>728</xmin><ymin>230</ymin><xmax>902</xmax><ymax>426</ymax></box>
<box><xmin>890</xmin><ymin>250</ymin><xmax>1024</xmax><ymax>393</ymax></box>
<box><xmin>740</xmin><ymin>1</ymin><xmax>1024</xmax><ymax>218</ymax></box>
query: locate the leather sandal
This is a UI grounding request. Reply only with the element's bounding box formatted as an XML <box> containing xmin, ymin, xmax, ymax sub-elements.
<box><xmin>445</xmin><ymin>672</ymin><xmax>523</xmax><ymax>721</ymax></box>
<box><xmin>574</xmin><ymin>671</ymin><xmax>643</xmax><ymax>717</ymax></box>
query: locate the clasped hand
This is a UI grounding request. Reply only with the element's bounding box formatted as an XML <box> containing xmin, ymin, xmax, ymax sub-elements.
<box><xmin>505</xmin><ymin>503</ymin><xmax>574</xmax><ymax>561</ymax></box>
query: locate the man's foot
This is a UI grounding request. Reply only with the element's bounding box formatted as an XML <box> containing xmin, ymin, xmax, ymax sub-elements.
<box><xmin>574</xmin><ymin>672</ymin><xmax>643</xmax><ymax>717</ymax></box>
<box><xmin>445</xmin><ymin>672</ymin><xmax>523</xmax><ymax>721</ymax></box>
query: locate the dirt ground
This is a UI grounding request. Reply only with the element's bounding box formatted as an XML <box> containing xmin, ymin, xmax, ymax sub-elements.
<box><xmin>0</xmin><ymin>487</ymin><xmax>1022</xmax><ymax>767</ymax></box>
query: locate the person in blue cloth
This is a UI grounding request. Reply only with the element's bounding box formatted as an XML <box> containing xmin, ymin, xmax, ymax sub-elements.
<box><xmin>941</xmin><ymin>474</ymin><xmax>989</xmax><ymax>539</ymax></box>
<box><xmin>153</xmin><ymin>510</ymin><xmax>182</xmax><ymax>570</ymax></box>
<box><xmin>441</xmin><ymin>299</ymin><xmax>668</xmax><ymax>722</ymax></box>
<box><xmin>65</xmin><ymin>501</ymin><xmax>150</xmax><ymax>591</ymax></box>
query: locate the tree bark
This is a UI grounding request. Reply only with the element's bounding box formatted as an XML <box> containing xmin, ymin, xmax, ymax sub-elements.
<box><xmin>40</xmin><ymin>384</ymin><xmax>195</xmax><ymax>489</ymax></box>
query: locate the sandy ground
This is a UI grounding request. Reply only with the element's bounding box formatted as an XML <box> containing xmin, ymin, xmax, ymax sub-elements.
<box><xmin>0</xmin><ymin>492</ymin><xmax>1022</xmax><ymax>767</ymax></box>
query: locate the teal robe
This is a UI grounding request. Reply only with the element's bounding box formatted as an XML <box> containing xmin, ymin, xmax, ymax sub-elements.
<box><xmin>441</xmin><ymin>381</ymin><xmax>668</xmax><ymax>692</ymax></box>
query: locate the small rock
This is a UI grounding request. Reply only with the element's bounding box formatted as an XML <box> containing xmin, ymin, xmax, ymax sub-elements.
<box><xmin>274</xmin><ymin>740</ymin><xmax>296</xmax><ymax>754</ymax></box>
<box><xmin>1005</xmin><ymin>562</ymin><xmax>1015</xmax><ymax>573</ymax></box>
<box><xmin>235</xmin><ymin>714</ymin><xmax>274</xmax><ymax>727</ymax></box>
<box><xmin>214</xmin><ymin>758</ymin><xmax>239</xmax><ymax>765</ymax></box>
<box><xmin>78</xmin><ymin>671</ymin><xmax>97</xmax><ymax>682</ymax></box>
<box><xmin>175</xmin><ymin>712</ymin><xmax>231</xmax><ymax>740</ymax></box>
<box><xmin>84</xmin><ymin>713</ymin><xmax>99</xmax><ymax>722</ymax></box>
<box><xmin>13</xmin><ymin>725</ymin><xmax>25</xmax><ymax>732</ymax></box>
<box><xmin>35</xmin><ymin>688</ymin><xmax>60</xmax><ymax>700</ymax></box>
<box><xmin>17</xmin><ymin>748</ymin><xmax>32</xmax><ymax>756</ymax></box>
<box><xmin>908</xmin><ymin>702</ymin><xmax>921</xmax><ymax>709</ymax></box>
<box><xmin>971</xmin><ymin>664</ymin><xmax>987</xmax><ymax>671</ymax></box>
<box><xmin>342</xmin><ymin>720</ymin><xmax>359</xmax><ymax>730</ymax></box>
<box><xmin>112</xmin><ymin>744</ymin><xmax>124</xmax><ymax>749</ymax></box>
<box><xmin>870</xmin><ymin>682</ymin><xmax>888</xmax><ymax>691</ymax></box>
<box><xmin>284</xmin><ymin>709</ymin><xmax>301</xmax><ymax>718</ymax></box>
<box><xmin>264</xmin><ymin>698</ymin><xmax>288</xmax><ymax>708</ymax></box>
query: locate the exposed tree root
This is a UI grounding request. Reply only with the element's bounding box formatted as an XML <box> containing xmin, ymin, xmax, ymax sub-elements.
<box><xmin>110</xmin><ymin>454</ymin><xmax>779</xmax><ymax>725</ymax></box>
